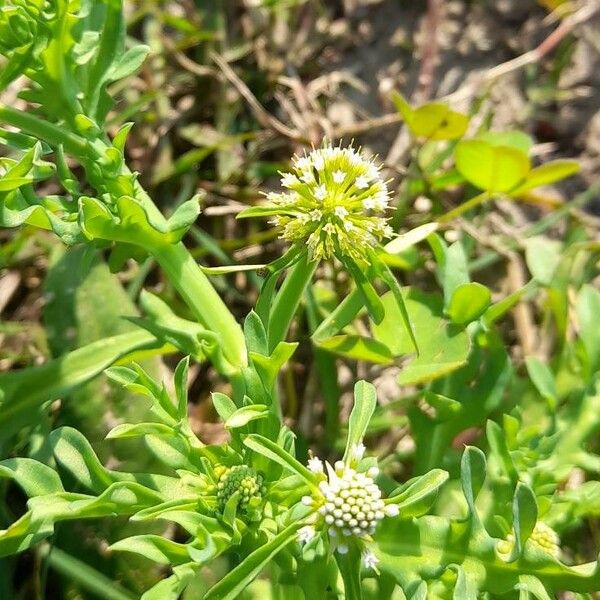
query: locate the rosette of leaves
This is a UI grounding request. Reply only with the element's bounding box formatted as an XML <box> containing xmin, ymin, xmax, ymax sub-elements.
<box><xmin>201</xmin><ymin>381</ymin><xmax>600</xmax><ymax>599</ymax></box>
<box><xmin>0</xmin><ymin>357</ymin><xmax>295</xmax><ymax>599</ymax></box>
<box><xmin>2</xmin><ymin>368</ymin><xmax>599</xmax><ymax>598</ymax></box>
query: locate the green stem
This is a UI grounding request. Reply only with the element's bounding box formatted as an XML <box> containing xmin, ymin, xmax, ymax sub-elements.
<box><xmin>267</xmin><ymin>251</ymin><xmax>317</xmax><ymax>351</ymax></box>
<box><xmin>437</xmin><ymin>191</ymin><xmax>490</xmax><ymax>224</ymax></box>
<box><xmin>311</xmin><ymin>288</ymin><xmax>363</xmax><ymax>344</ymax></box>
<box><xmin>0</xmin><ymin>104</ymin><xmax>247</xmax><ymax>371</ymax></box>
<box><xmin>335</xmin><ymin>546</ymin><xmax>363</xmax><ymax>600</ymax></box>
<box><xmin>40</xmin><ymin>545</ymin><xmax>136</xmax><ymax>600</ymax></box>
<box><xmin>0</xmin><ymin>103</ymin><xmax>89</xmax><ymax>157</ymax></box>
<box><xmin>153</xmin><ymin>241</ymin><xmax>247</xmax><ymax>368</ymax></box>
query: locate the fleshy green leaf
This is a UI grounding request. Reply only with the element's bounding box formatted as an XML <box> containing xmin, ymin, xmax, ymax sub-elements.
<box><xmin>317</xmin><ymin>335</ymin><xmax>393</xmax><ymax>365</ymax></box>
<box><xmin>460</xmin><ymin>446</ymin><xmax>486</xmax><ymax>514</ymax></box>
<box><xmin>204</xmin><ymin>521</ymin><xmax>301</xmax><ymax>600</ymax></box>
<box><xmin>225</xmin><ymin>405</ymin><xmax>269</xmax><ymax>429</ymax></box>
<box><xmin>0</xmin><ymin>458</ymin><xmax>64</xmax><ymax>496</ymax></box>
<box><xmin>447</xmin><ymin>282</ymin><xmax>491</xmax><ymax>326</ymax></box>
<box><xmin>109</xmin><ymin>535</ymin><xmax>191</xmax><ymax>566</ymax></box>
<box><xmin>243</xmin><ymin>434</ymin><xmax>318</xmax><ymax>488</ymax></box>
<box><xmin>387</xmin><ymin>469</ymin><xmax>449</xmax><ymax>518</ymax></box>
<box><xmin>512</xmin><ymin>483</ymin><xmax>538</xmax><ymax>557</ymax></box>
<box><xmin>343</xmin><ymin>380</ymin><xmax>378</xmax><ymax>462</ymax></box>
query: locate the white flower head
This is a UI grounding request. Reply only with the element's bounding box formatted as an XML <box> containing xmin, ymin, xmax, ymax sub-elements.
<box><xmin>263</xmin><ymin>143</ymin><xmax>392</xmax><ymax>263</ymax></box>
<box><xmin>304</xmin><ymin>456</ymin><xmax>388</xmax><ymax>543</ymax></box>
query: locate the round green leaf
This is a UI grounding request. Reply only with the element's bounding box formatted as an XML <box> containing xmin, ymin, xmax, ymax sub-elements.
<box><xmin>455</xmin><ymin>140</ymin><xmax>530</xmax><ymax>192</ymax></box>
<box><xmin>411</xmin><ymin>103</ymin><xmax>469</xmax><ymax>140</ymax></box>
<box><xmin>447</xmin><ymin>282</ymin><xmax>492</xmax><ymax>325</ymax></box>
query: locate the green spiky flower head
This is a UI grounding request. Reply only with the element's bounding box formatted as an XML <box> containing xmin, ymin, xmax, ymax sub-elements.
<box><xmin>216</xmin><ymin>465</ymin><xmax>266</xmax><ymax>517</ymax></box>
<box><xmin>267</xmin><ymin>144</ymin><xmax>392</xmax><ymax>263</ymax></box>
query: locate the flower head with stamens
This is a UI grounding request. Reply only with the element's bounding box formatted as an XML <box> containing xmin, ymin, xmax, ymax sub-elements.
<box><xmin>215</xmin><ymin>465</ymin><xmax>266</xmax><ymax>517</ymax></box>
<box><xmin>265</xmin><ymin>144</ymin><xmax>392</xmax><ymax>264</ymax></box>
<box><xmin>297</xmin><ymin>444</ymin><xmax>399</xmax><ymax>556</ymax></box>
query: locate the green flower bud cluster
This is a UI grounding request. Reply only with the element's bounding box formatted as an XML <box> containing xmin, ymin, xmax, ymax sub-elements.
<box><xmin>528</xmin><ymin>522</ymin><xmax>561</xmax><ymax>559</ymax></box>
<box><xmin>216</xmin><ymin>465</ymin><xmax>266</xmax><ymax>515</ymax></box>
<box><xmin>266</xmin><ymin>144</ymin><xmax>392</xmax><ymax>264</ymax></box>
<box><xmin>500</xmin><ymin>521</ymin><xmax>561</xmax><ymax>559</ymax></box>
<box><xmin>0</xmin><ymin>2</ymin><xmax>38</xmax><ymax>52</ymax></box>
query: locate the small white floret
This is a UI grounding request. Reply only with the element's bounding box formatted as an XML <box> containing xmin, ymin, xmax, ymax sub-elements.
<box><xmin>298</xmin><ymin>525</ymin><xmax>315</xmax><ymax>544</ymax></box>
<box><xmin>333</xmin><ymin>170</ymin><xmax>346</xmax><ymax>184</ymax></box>
<box><xmin>351</xmin><ymin>443</ymin><xmax>366</xmax><ymax>461</ymax></box>
<box><xmin>308</xmin><ymin>456</ymin><xmax>324</xmax><ymax>473</ymax></box>
<box><xmin>355</xmin><ymin>176</ymin><xmax>369</xmax><ymax>189</ymax></box>
<box><xmin>363</xmin><ymin>551</ymin><xmax>379</xmax><ymax>570</ymax></box>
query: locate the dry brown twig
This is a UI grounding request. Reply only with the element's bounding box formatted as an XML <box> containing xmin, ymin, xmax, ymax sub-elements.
<box><xmin>209</xmin><ymin>51</ymin><xmax>307</xmax><ymax>143</ymax></box>
<box><xmin>444</xmin><ymin>0</ymin><xmax>600</xmax><ymax>104</ymax></box>
<box><xmin>414</xmin><ymin>0</ymin><xmax>443</xmax><ymax>104</ymax></box>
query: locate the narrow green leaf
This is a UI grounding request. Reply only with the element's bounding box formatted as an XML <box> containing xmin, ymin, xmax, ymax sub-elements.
<box><xmin>460</xmin><ymin>446</ymin><xmax>486</xmax><ymax>514</ymax></box>
<box><xmin>237</xmin><ymin>205</ymin><xmax>292</xmax><ymax>219</ymax></box>
<box><xmin>106</xmin><ymin>423</ymin><xmax>175</xmax><ymax>440</ymax></box>
<box><xmin>0</xmin><ymin>458</ymin><xmax>64</xmax><ymax>496</ymax></box>
<box><xmin>343</xmin><ymin>258</ymin><xmax>384</xmax><ymax>324</ymax></box>
<box><xmin>50</xmin><ymin>427</ymin><xmax>114</xmax><ymax>493</ymax></box>
<box><xmin>391</xmin><ymin>91</ymin><xmax>414</xmax><ymax>125</ymax></box>
<box><xmin>107</xmin><ymin>45</ymin><xmax>150</xmax><ymax>82</ymax></box>
<box><xmin>512</xmin><ymin>483</ymin><xmax>538</xmax><ymax>557</ymax></box>
<box><xmin>386</xmin><ymin>469</ymin><xmax>449</xmax><ymax>518</ymax></box>
<box><xmin>200</xmin><ymin>263</ymin><xmax>266</xmax><ymax>275</ymax></box>
<box><xmin>204</xmin><ymin>521</ymin><xmax>301</xmax><ymax>600</ymax></box>
<box><xmin>140</xmin><ymin>563</ymin><xmax>198</xmax><ymax>600</ymax></box>
<box><xmin>384</xmin><ymin>223</ymin><xmax>439</xmax><ymax>254</ymax></box>
<box><xmin>486</xmin><ymin>421</ymin><xmax>518</xmax><ymax>485</ymax></box>
<box><xmin>212</xmin><ymin>392</ymin><xmax>238</xmax><ymax>420</ymax></box>
<box><xmin>243</xmin><ymin>434</ymin><xmax>318</xmax><ymax>488</ymax></box>
<box><xmin>250</xmin><ymin>341</ymin><xmax>298</xmax><ymax>390</ymax></box>
<box><xmin>244</xmin><ymin>311</ymin><xmax>268</xmax><ymax>355</ymax></box>
<box><xmin>225</xmin><ymin>405</ymin><xmax>269</xmax><ymax>429</ymax></box>
<box><xmin>317</xmin><ymin>335</ymin><xmax>393</xmax><ymax>365</ymax></box>
<box><xmin>525</xmin><ymin>357</ymin><xmax>557</xmax><ymax>407</ymax></box>
<box><xmin>511</xmin><ymin>160</ymin><xmax>580</xmax><ymax>196</ymax></box>
<box><xmin>173</xmin><ymin>356</ymin><xmax>190</xmax><ymax>419</ymax></box>
<box><xmin>109</xmin><ymin>535</ymin><xmax>191</xmax><ymax>566</ymax></box>
<box><xmin>576</xmin><ymin>284</ymin><xmax>600</xmax><ymax>376</ymax></box>
<box><xmin>343</xmin><ymin>381</ymin><xmax>378</xmax><ymax>462</ymax></box>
